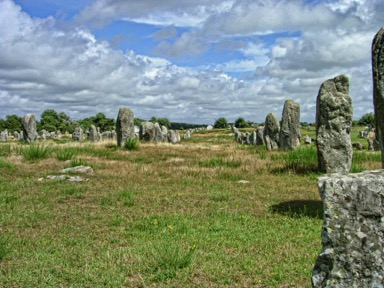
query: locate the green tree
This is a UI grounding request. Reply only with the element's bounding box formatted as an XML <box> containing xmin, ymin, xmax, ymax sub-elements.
<box><xmin>157</xmin><ymin>118</ymin><xmax>171</xmax><ymax>128</ymax></box>
<box><xmin>40</xmin><ymin>109</ymin><xmax>61</xmax><ymax>131</ymax></box>
<box><xmin>92</xmin><ymin>112</ymin><xmax>115</xmax><ymax>132</ymax></box>
<box><xmin>234</xmin><ymin>117</ymin><xmax>250</xmax><ymax>128</ymax></box>
<box><xmin>4</xmin><ymin>114</ymin><xmax>22</xmax><ymax>132</ymax></box>
<box><xmin>358</xmin><ymin>112</ymin><xmax>375</xmax><ymax>127</ymax></box>
<box><xmin>214</xmin><ymin>117</ymin><xmax>228</xmax><ymax>129</ymax></box>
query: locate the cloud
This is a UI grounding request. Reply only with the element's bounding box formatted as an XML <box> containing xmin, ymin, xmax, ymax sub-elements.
<box><xmin>1</xmin><ymin>0</ymin><xmax>383</xmax><ymax>126</ymax></box>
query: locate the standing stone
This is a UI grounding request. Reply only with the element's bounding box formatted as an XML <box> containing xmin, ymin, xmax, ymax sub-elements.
<box><xmin>89</xmin><ymin>125</ymin><xmax>99</xmax><ymax>142</ymax></box>
<box><xmin>14</xmin><ymin>131</ymin><xmax>20</xmax><ymax>140</ymax></box>
<box><xmin>161</xmin><ymin>126</ymin><xmax>168</xmax><ymax>142</ymax></box>
<box><xmin>183</xmin><ymin>129</ymin><xmax>192</xmax><ymax>140</ymax></box>
<box><xmin>72</xmin><ymin>127</ymin><xmax>84</xmax><ymax>142</ymax></box>
<box><xmin>139</xmin><ymin>121</ymin><xmax>162</xmax><ymax>142</ymax></box>
<box><xmin>21</xmin><ymin>114</ymin><xmax>37</xmax><ymax>143</ymax></box>
<box><xmin>372</xmin><ymin>27</ymin><xmax>384</xmax><ymax>167</ymax></box>
<box><xmin>167</xmin><ymin>130</ymin><xmax>180</xmax><ymax>144</ymax></box>
<box><xmin>263</xmin><ymin>113</ymin><xmax>280</xmax><ymax>150</ymax></box>
<box><xmin>312</xmin><ymin>171</ymin><xmax>384</xmax><ymax>287</ymax></box>
<box><xmin>1</xmin><ymin>129</ymin><xmax>8</xmax><ymax>141</ymax></box>
<box><xmin>279</xmin><ymin>99</ymin><xmax>301</xmax><ymax>150</ymax></box>
<box><xmin>316</xmin><ymin>75</ymin><xmax>353</xmax><ymax>174</ymax></box>
<box><xmin>116</xmin><ymin>107</ymin><xmax>135</xmax><ymax>147</ymax></box>
<box><xmin>256</xmin><ymin>127</ymin><xmax>265</xmax><ymax>146</ymax></box>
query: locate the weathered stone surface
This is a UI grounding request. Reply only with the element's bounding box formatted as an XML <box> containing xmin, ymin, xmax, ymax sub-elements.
<box><xmin>305</xmin><ymin>135</ymin><xmax>312</xmax><ymax>144</ymax></box>
<box><xmin>161</xmin><ymin>126</ymin><xmax>168</xmax><ymax>142</ymax></box>
<box><xmin>372</xmin><ymin>27</ymin><xmax>384</xmax><ymax>167</ymax></box>
<box><xmin>167</xmin><ymin>130</ymin><xmax>180</xmax><ymax>143</ymax></box>
<box><xmin>89</xmin><ymin>125</ymin><xmax>101</xmax><ymax>142</ymax></box>
<box><xmin>59</xmin><ymin>165</ymin><xmax>94</xmax><ymax>174</ymax></box>
<box><xmin>116</xmin><ymin>107</ymin><xmax>135</xmax><ymax>147</ymax></box>
<box><xmin>316</xmin><ymin>75</ymin><xmax>353</xmax><ymax>174</ymax></box>
<box><xmin>207</xmin><ymin>125</ymin><xmax>213</xmax><ymax>130</ymax></box>
<box><xmin>1</xmin><ymin>129</ymin><xmax>8</xmax><ymax>141</ymax></box>
<box><xmin>13</xmin><ymin>131</ymin><xmax>20</xmax><ymax>140</ymax></box>
<box><xmin>312</xmin><ymin>170</ymin><xmax>384</xmax><ymax>288</ymax></box>
<box><xmin>263</xmin><ymin>113</ymin><xmax>280</xmax><ymax>150</ymax></box>
<box><xmin>279</xmin><ymin>99</ymin><xmax>301</xmax><ymax>150</ymax></box>
<box><xmin>21</xmin><ymin>114</ymin><xmax>37</xmax><ymax>143</ymax></box>
<box><xmin>139</xmin><ymin>121</ymin><xmax>163</xmax><ymax>142</ymax></box>
<box><xmin>256</xmin><ymin>127</ymin><xmax>265</xmax><ymax>146</ymax></box>
<box><xmin>72</xmin><ymin>127</ymin><xmax>84</xmax><ymax>141</ymax></box>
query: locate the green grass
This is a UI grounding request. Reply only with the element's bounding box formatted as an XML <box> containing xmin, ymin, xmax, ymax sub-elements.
<box><xmin>124</xmin><ymin>138</ymin><xmax>140</xmax><ymax>150</ymax></box>
<box><xmin>0</xmin><ymin>131</ymin><xmax>381</xmax><ymax>287</ymax></box>
<box><xmin>55</xmin><ymin>147</ymin><xmax>78</xmax><ymax>161</ymax></box>
<box><xmin>272</xmin><ymin>146</ymin><xmax>318</xmax><ymax>173</ymax></box>
<box><xmin>0</xmin><ymin>233</ymin><xmax>11</xmax><ymax>261</ymax></box>
<box><xmin>21</xmin><ymin>144</ymin><xmax>51</xmax><ymax>160</ymax></box>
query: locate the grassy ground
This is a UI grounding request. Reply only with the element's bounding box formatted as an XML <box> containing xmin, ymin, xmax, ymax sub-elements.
<box><xmin>0</xmin><ymin>128</ymin><xmax>381</xmax><ymax>287</ymax></box>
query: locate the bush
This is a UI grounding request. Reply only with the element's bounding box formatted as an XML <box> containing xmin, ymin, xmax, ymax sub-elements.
<box><xmin>213</xmin><ymin>117</ymin><xmax>228</xmax><ymax>129</ymax></box>
<box><xmin>234</xmin><ymin>117</ymin><xmax>250</xmax><ymax>128</ymax></box>
<box><xmin>124</xmin><ymin>138</ymin><xmax>140</xmax><ymax>150</ymax></box>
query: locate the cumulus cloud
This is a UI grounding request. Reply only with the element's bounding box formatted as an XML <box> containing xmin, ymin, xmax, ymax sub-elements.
<box><xmin>1</xmin><ymin>0</ymin><xmax>383</xmax><ymax>125</ymax></box>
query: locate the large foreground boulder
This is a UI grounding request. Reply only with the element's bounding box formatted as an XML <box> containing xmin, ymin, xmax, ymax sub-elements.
<box><xmin>316</xmin><ymin>75</ymin><xmax>353</xmax><ymax>174</ymax></box>
<box><xmin>312</xmin><ymin>170</ymin><xmax>384</xmax><ymax>287</ymax></box>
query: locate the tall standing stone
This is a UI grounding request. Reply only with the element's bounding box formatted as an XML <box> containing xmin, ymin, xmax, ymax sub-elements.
<box><xmin>372</xmin><ymin>27</ymin><xmax>384</xmax><ymax>167</ymax></box>
<box><xmin>22</xmin><ymin>114</ymin><xmax>37</xmax><ymax>143</ymax></box>
<box><xmin>89</xmin><ymin>125</ymin><xmax>99</xmax><ymax>142</ymax></box>
<box><xmin>279</xmin><ymin>99</ymin><xmax>301</xmax><ymax>150</ymax></box>
<box><xmin>316</xmin><ymin>75</ymin><xmax>353</xmax><ymax>174</ymax></box>
<box><xmin>256</xmin><ymin>127</ymin><xmax>265</xmax><ymax>146</ymax></box>
<box><xmin>116</xmin><ymin>107</ymin><xmax>135</xmax><ymax>147</ymax></box>
<box><xmin>263</xmin><ymin>113</ymin><xmax>280</xmax><ymax>151</ymax></box>
<box><xmin>312</xmin><ymin>171</ymin><xmax>384</xmax><ymax>287</ymax></box>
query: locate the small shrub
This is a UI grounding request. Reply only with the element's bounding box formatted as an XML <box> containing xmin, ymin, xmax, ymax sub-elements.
<box><xmin>124</xmin><ymin>138</ymin><xmax>140</xmax><ymax>150</ymax></box>
<box><xmin>21</xmin><ymin>144</ymin><xmax>51</xmax><ymax>161</ymax></box>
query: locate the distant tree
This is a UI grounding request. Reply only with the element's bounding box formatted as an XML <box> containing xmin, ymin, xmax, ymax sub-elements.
<box><xmin>134</xmin><ymin>118</ymin><xmax>145</xmax><ymax>127</ymax></box>
<box><xmin>40</xmin><ymin>109</ymin><xmax>61</xmax><ymax>131</ymax></box>
<box><xmin>358</xmin><ymin>112</ymin><xmax>375</xmax><ymax>127</ymax></box>
<box><xmin>214</xmin><ymin>117</ymin><xmax>228</xmax><ymax>129</ymax></box>
<box><xmin>234</xmin><ymin>117</ymin><xmax>250</xmax><ymax>128</ymax></box>
<box><xmin>92</xmin><ymin>112</ymin><xmax>115</xmax><ymax>132</ymax></box>
<box><xmin>157</xmin><ymin>118</ymin><xmax>171</xmax><ymax>129</ymax></box>
<box><xmin>4</xmin><ymin>114</ymin><xmax>22</xmax><ymax>132</ymax></box>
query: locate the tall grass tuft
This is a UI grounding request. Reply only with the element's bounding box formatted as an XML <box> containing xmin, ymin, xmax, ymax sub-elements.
<box><xmin>56</xmin><ymin>148</ymin><xmax>77</xmax><ymax>161</ymax></box>
<box><xmin>124</xmin><ymin>138</ymin><xmax>140</xmax><ymax>151</ymax></box>
<box><xmin>150</xmin><ymin>242</ymin><xmax>196</xmax><ymax>282</ymax></box>
<box><xmin>21</xmin><ymin>144</ymin><xmax>51</xmax><ymax>161</ymax></box>
<box><xmin>0</xmin><ymin>144</ymin><xmax>12</xmax><ymax>157</ymax></box>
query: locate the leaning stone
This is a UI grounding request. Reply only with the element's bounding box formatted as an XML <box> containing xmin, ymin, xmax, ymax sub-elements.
<box><xmin>263</xmin><ymin>113</ymin><xmax>280</xmax><ymax>151</ymax></box>
<box><xmin>22</xmin><ymin>114</ymin><xmax>37</xmax><ymax>143</ymax></box>
<box><xmin>279</xmin><ymin>99</ymin><xmax>301</xmax><ymax>150</ymax></box>
<box><xmin>47</xmin><ymin>175</ymin><xmax>68</xmax><ymax>180</ymax></box>
<box><xmin>372</xmin><ymin>27</ymin><xmax>384</xmax><ymax>167</ymax></box>
<box><xmin>116</xmin><ymin>107</ymin><xmax>135</xmax><ymax>147</ymax></box>
<box><xmin>59</xmin><ymin>165</ymin><xmax>94</xmax><ymax>174</ymax></box>
<box><xmin>316</xmin><ymin>75</ymin><xmax>353</xmax><ymax>174</ymax></box>
<box><xmin>312</xmin><ymin>170</ymin><xmax>384</xmax><ymax>287</ymax></box>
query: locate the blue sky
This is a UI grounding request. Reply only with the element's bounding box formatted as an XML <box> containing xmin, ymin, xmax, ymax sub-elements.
<box><xmin>1</xmin><ymin>0</ymin><xmax>384</xmax><ymax>124</ymax></box>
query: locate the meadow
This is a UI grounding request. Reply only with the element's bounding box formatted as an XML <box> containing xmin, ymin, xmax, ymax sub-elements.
<box><xmin>0</xmin><ymin>127</ymin><xmax>381</xmax><ymax>287</ymax></box>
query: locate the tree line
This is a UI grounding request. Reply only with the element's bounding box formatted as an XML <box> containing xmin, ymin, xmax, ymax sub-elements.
<box><xmin>0</xmin><ymin>109</ymin><xmax>207</xmax><ymax>133</ymax></box>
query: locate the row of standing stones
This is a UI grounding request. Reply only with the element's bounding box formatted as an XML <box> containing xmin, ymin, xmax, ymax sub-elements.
<box><xmin>4</xmin><ymin>26</ymin><xmax>384</xmax><ymax>288</ymax></box>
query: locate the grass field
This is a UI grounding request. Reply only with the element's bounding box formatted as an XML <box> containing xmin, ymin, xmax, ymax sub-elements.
<box><xmin>0</xmin><ymin>127</ymin><xmax>381</xmax><ymax>287</ymax></box>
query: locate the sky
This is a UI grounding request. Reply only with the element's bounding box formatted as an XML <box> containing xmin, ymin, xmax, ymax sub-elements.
<box><xmin>0</xmin><ymin>0</ymin><xmax>383</xmax><ymax>124</ymax></box>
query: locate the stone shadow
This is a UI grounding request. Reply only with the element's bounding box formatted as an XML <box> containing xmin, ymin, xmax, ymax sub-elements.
<box><xmin>270</xmin><ymin>200</ymin><xmax>323</xmax><ymax>219</ymax></box>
